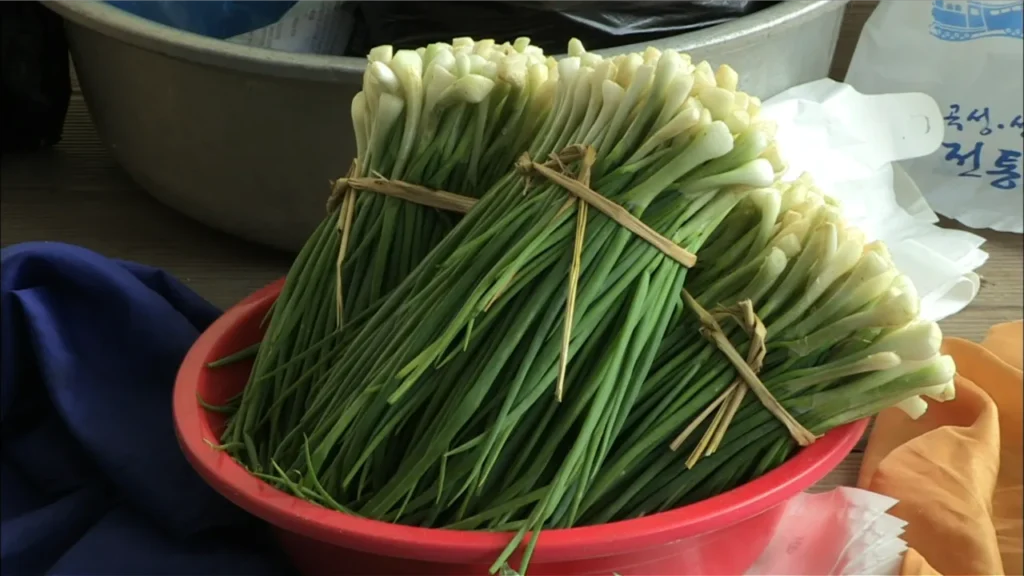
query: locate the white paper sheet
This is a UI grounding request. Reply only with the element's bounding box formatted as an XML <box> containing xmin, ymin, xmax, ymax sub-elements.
<box><xmin>761</xmin><ymin>79</ymin><xmax>988</xmax><ymax>322</ymax></box>
<box><xmin>747</xmin><ymin>487</ymin><xmax>908</xmax><ymax>576</ymax></box>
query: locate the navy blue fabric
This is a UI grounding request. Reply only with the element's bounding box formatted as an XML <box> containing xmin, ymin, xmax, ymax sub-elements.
<box><xmin>0</xmin><ymin>242</ymin><xmax>289</xmax><ymax>575</ymax></box>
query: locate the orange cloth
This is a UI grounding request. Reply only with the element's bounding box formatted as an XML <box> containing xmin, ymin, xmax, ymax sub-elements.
<box><xmin>858</xmin><ymin>321</ymin><xmax>1023</xmax><ymax>576</ymax></box>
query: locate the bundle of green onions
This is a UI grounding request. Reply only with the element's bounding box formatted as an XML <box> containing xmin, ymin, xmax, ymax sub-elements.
<box><xmin>224</xmin><ymin>37</ymin><xmax>556</xmax><ymax>445</ymax></box>
<box><xmin>339</xmin><ymin>36</ymin><xmax>557</xmax><ymax>316</ymax></box>
<box><xmin>576</xmin><ymin>173</ymin><xmax>956</xmax><ymax>525</ymax></box>
<box><xmin>213</xmin><ymin>38</ymin><xmax>955</xmax><ymax>576</ymax></box>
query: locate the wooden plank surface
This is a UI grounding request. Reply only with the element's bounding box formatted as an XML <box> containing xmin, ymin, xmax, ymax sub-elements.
<box><xmin>830</xmin><ymin>0</ymin><xmax>879</xmax><ymax>81</ymax></box>
<box><xmin>2</xmin><ymin>5</ymin><xmax>1021</xmax><ymax>495</ymax></box>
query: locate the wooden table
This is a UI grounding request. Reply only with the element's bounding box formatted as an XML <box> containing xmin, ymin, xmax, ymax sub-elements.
<box><xmin>2</xmin><ymin>2</ymin><xmax>1021</xmax><ymax>493</ymax></box>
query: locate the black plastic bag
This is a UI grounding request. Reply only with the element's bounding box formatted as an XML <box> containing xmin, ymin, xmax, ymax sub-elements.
<box><xmin>343</xmin><ymin>1</ymin><xmax>776</xmax><ymax>57</ymax></box>
<box><xmin>1</xmin><ymin>1</ymin><xmax>71</xmax><ymax>153</ymax></box>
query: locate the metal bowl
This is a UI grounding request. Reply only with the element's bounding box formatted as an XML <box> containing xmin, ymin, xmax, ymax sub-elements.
<box><xmin>49</xmin><ymin>0</ymin><xmax>848</xmax><ymax>252</ymax></box>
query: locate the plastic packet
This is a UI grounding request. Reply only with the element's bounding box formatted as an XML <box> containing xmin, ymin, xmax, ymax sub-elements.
<box><xmin>106</xmin><ymin>1</ymin><xmax>353</xmax><ymax>55</ymax></box>
<box><xmin>845</xmin><ymin>0</ymin><xmax>1024</xmax><ymax>233</ymax></box>
<box><xmin>342</xmin><ymin>1</ymin><xmax>774</xmax><ymax>56</ymax></box>
<box><xmin>746</xmin><ymin>487</ymin><xmax>908</xmax><ymax>576</ymax></box>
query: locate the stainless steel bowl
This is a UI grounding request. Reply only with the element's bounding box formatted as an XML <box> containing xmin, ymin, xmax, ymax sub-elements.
<box><xmin>50</xmin><ymin>0</ymin><xmax>848</xmax><ymax>252</ymax></box>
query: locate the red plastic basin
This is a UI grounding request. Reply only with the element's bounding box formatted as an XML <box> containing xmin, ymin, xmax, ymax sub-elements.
<box><xmin>174</xmin><ymin>278</ymin><xmax>867</xmax><ymax>576</ymax></box>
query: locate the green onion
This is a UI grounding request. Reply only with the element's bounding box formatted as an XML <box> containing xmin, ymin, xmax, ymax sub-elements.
<box><xmin>210</xmin><ymin>39</ymin><xmax>955</xmax><ymax>576</ymax></box>
<box><xmin>578</xmin><ymin>177</ymin><xmax>956</xmax><ymax>527</ymax></box>
<box><xmin>230</xmin><ymin>41</ymin><xmax>777</xmax><ymax>575</ymax></box>
<box><xmin>223</xmin><ymin>38</ymin><xmax>557</xmax><ymax>462</ymax></box>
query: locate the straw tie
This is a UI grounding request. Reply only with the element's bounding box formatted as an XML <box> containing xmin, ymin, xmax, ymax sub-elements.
<box><xmin>514</xmin><ymin>144</ymin><xmax>700</xmax><ymax>402</ymax></box>
<box><xmin>673</xmin><ymin>294</ymin><xmax>817</xmax><ymax>467</ymax></box>
<box><xmin>326</xmin><ymin>161</ymin><xmax>479</xmax><ymax>327</ymax></box>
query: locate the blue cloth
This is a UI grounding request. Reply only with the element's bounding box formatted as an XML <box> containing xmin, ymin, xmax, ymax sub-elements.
<box><xmin>1</xmin><ymin>242</ymin><xmax>289</xmax><ymax>575</ymax></box>
<box><xmin>107</xmin><ymin>1</ymin><xmax>297</xmax><ymax>39</ymax></box>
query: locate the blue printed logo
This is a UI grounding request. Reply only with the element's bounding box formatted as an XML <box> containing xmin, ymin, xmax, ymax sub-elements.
<box><xmin>931</xmin><ymin>0</ymin><xmax>1024</xmax><ymax>41</ymax></box>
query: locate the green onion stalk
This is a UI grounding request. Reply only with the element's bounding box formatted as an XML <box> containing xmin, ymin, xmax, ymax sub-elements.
<box><xmin>213</xmin><ymin>40</ymin><xmax>954</xmax><ymax>576</ymax></box>
<box><xmin>577</xmin><ymin>175</ymin><xmax>956</xmax><ymax>525</ymax></box>
<box><xmin>226</xmin><ymin>40</ymin><xmax>784</xmax><ymax>575</ymax></box>
<box><xmin>222</xmin><ymin>38</ymin><xmax>557</xmax><ymax>460</ymax></box>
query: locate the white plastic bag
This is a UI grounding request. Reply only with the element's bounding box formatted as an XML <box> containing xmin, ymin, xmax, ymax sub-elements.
<box><xmin>746</xmin><ymin>487</ymin><xmax>908</xmax><ymax>576</ymax></box>
<box><xmin>226</xmin><ymin>1</ymin><xmax>352</xmax><ymax>55</ymax></box>
<box><xmin>761</xmin><ymin>79</ymin><xmax>989</xmax><ymax>321</ymax></box>
<box><xmin>845</xmin><ymin>0</ymin><xmax>1024</xmax><ymax>233</ymax></box>
<box><xmin>109</xmin><ymin>1</ymin><xmax>352</xmax><ymax>56</ymax></box>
